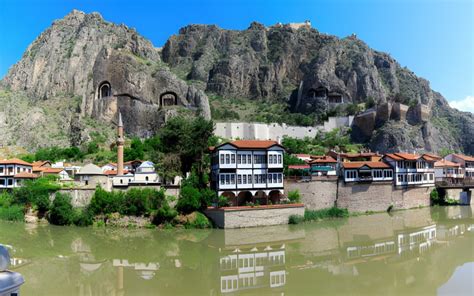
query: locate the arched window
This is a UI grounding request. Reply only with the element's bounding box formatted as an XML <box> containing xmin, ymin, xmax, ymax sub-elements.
<box><xmin>145</xmin><ymin>176</ymin><xmax>149</xmax><ymax>181</ymax></box>
<box><xmin>160</xmin><ymin>92</ymin><xmax>178</xmax><ymax>106</ymax></box>
<box><xmin>98</xmin><ymin>81</ymin><xmax>111</xmax><ymax>99</ymax></box>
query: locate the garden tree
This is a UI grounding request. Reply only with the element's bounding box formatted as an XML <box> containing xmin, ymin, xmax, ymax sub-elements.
<box><xmin>157</xmin><ymin>153</ymin><xmax>182</xmax><ymax>183</ymax></box>
<box><xmin>282</xmin><ymin>128</ymin><xmax>363</xmax><ymax>155</ymax></box>
<box><xmin>176</xmin><ymin>169</ymin><xmax>216</xmax><ymax>214</ymax></box>
<box><xmin>283</xmin><ymin>154</ymin><xmax>306</xmax><ymax>175</ymax></box>
<box><xmin>439</xmin><ymin>148</ymin><xmax>455</xmax><ymax>158</ymax></box>
<box><xmin>12</xmin><ymin>176</ymin><xmax>60</xmax><ymax>214</ymax></box>
<box><xmin>124</xmin><ymin>137</ymin><xmax>145</xmax><ymax>161</ymax></box>
<box><xmin>158</xmin><ymin>115</ymin><xmax>214</xmax><ymax>179</ymax></box>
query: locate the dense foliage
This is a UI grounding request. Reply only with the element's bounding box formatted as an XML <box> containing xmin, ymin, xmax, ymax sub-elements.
<box><xmin>282</xmin><ymin>128</ymin><xmax>364</xmax><ymax>155</ymax></box>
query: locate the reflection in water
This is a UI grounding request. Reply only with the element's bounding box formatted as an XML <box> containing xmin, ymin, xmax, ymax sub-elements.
<box><xmin>219</xmin><ymin>244</ymin><xmax>286</xmax><ymax>293</ymax></box>
<box><xmin>1</xmin><ymin>206</ymin><xmax>473</xmax><ymax>295</ymax></box>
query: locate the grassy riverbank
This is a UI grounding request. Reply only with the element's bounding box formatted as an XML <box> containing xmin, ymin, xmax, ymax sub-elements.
<box><xmin>0</xmin><ymin>176</ymin><xmax>213</xmax><ymax>229</ymax></box>
<box><xmin>289</xmin><ymin>207</ymin><xmax>349</xmax><ymax>224</ymax></box>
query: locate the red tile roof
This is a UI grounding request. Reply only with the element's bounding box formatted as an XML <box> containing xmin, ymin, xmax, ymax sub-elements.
<box><xmin>32</xmin><ymin>160</ymin><xmax>51</xmax><ymax>167</ymax></box>
<box><xmin>384</xmin><ymin>153</ymin><xmax>420</xmax><ymax>161</ymax></box>
<box><xmin>104</xmin><ymin>169</ymin><xmax>129</xmax><ymax>176</ymax></box>
<box><xmin>231</xmin><ymin>140</ymin><xmax>281</xmax><ymax>149</ymax></box>
<box><xmin>14</xmin><ymin>172</ymin><xmax>39</xmax><ymax>179</ymax></box>
<box><xmin>435</xmin><ymin>159</ymin><xmax>461</xmax><ymax>168</ymax></box>
<box><xmin>288</xmin><ymin>165</ymin><xmax>310</xmax><ymax>170</ymax></box>
<box><xmin>309</xmin><ymin>155</ymin><xmax>337</xmax><ymax>164</ymax></box>
<box><xmin>42</xmin><ymin>168</ymin><xmax>64</xmax><ymax>174</ymax></box>
<box><xmin>342</xmin><ymin>161</ymin><xmax>391</xmax><ymax>169</ymax></box>
<box><xmin>422</xmin><ymin>153</ymin><xmax>441</xmax><ymax>162</ymax></box>
<box><xmin>212</xmin><ymin>140</ymin><xmax>282</xmax><ymax>151</ymax></box>
<box><xmin>0</xmin><ymin>158</ymin><xmax>33</xmax><ymax>166</ymax></box>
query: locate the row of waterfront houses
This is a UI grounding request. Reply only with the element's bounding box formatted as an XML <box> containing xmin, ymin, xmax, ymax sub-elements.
<box><xmin>293</xmin><ymin>151</ymin><xmax>474</xmax><ymax>187</ymax></box>
<box><xmin>209</xmin><ymin>139</ymin><xmax>474</xmax><ymax>207</ymax></box>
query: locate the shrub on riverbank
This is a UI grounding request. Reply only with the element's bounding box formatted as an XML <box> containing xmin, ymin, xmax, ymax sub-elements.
<box><xmin>289</xmin><ymin>207</ymin><xmax>349</xmax><ymax>224</ymax></box>
<box><xmin>0</xmin><ymin>205</ymin><xmax>24</xmax><ymax>221</ymax></box>
<box><xmin>288</xmin><ymin>190</ymin><xmax>301</xmax><ymax>203</ymax></box>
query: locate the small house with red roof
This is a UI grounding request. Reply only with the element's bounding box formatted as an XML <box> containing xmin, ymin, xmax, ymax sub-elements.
<box><xmin>210</xmin><ymin>140</ymin><xmax>285</xmax><ymax>206</ymax></box>
<box><xmin>341</xmin><ymin>161</ymin><xmax>393</xmax><ymax>183</ymax></box>
<box><xmin>444</xmin><ymin>154</ymin><xmax>474</xmax><ymax>179</ymax></box>
<box><xmin>434</xmin><ymin>159</ymin><xmax>463</xmax><ymax>184</ymax></box>
<box><xmin>383</xmin><ymin>152</ymin><xmax>438</xmax><ymax>186</ymax></box>
<box><xmin>308</xmin><ymin>155</ymin><xmax>338</xmax><ymax>176</ymax></box>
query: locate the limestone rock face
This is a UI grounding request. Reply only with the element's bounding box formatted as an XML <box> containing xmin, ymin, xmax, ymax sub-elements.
<box><xmin>2</xmin><ymin>9</ymin><xmax>210</xmax><ymax>143</ymax></box>
<box><xmin>163</xmin><ymin>22</ymin><xmax>473</xmax><ymax>154</ymax></box>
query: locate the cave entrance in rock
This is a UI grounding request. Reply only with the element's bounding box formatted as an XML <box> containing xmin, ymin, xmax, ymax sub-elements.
<box><xmin>98</xmin><ymin>81</ymin><xmax>111</xmax><ymax>99</ymax></box>
<box><xmin>307</xmin><ymin>86</ymin><xmax>327</xmax><ymax>99</ymax></box>
<box><xmin>160</xmin><ymin>92</ymin><xmax>178</xmax><ymax>107</ymax></box>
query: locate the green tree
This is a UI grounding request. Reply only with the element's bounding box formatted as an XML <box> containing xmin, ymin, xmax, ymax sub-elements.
<box><xmin>159</xmin><ymin>115</ymin><xmax>214</xmax><ymax>177</ymax></box>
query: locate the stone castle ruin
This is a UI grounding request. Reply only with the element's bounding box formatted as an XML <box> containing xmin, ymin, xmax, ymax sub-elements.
<box><xmin>352</xmin><ymin>101</ymin><xmax>431</xmax><ymax>142</ymax></box>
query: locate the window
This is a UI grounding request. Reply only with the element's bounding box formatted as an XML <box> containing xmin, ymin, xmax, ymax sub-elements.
<box><xmin>230</xmin><ymin>174</ymin><xmax>235</xmax><ymax>184</ymax></box>
<box><xmin>0</xmin><ymin>179</ymin><xmax>4</xmax><ymax>186</ymax></box>
<box><xmin>269</xmin><ymin>155</ymin><xmax>273</xmax><ymax>164</ymax></box>
<box><xmin>120</xmin><ymin>179</ymin><xmax>123</xmax><ymax>184</ymax></box>
<box><xmin>247</xmin><ymin>155</ymin><xmax>252</xmax><ymax>164</ymax></box>
<box><xmin>220</xmin><ymin>175</ymin><xmax>225</xmax><ymax>185</ymax></box>
<box><xmin>262</xmin><ymin>174</ymin><xmax>266</xmax><ymax>183</ymax></box>
<box><xmin>238</xmin><ymin>175</ymin><xmax>242</xmax><ymax>184</ymax></box>
<box><xmin>0</xmin><ymin>167</ymin><xmax>3</xmax><ymax>174</ymax></box>
<box><xmin>242</xmin><ymin>155</ymin><xmax>247</xmax><ymax>164</ymax></box>
<box><xmin>231</xmin><ymin>154</ymin><xmax>235</xmax><ymax>164</ymax></box>
<box><xmin>254</xmin><ymin>175</ymin><xmax>258</xmax><ymax>184</ymax></box>
<box><xmin>225</xmin><ymin>175</ymin><xmax>230</xmax><ymax>184</ymax></box>
<box><xmin>243</xmin><ymin>175</ymin><xmax>247</xmax><ymax>184</ymax></box>
<box><xmin>237</xmin><ymin>154</ymin><xmax>242</xmax><ymax>164</ymax></box>
<box><xmin>278</xmin><ymin>155</ymin><xmax>282</xmax><ymax>164</ymax></box>
<box><xmin>220</xmin><ymin>154</ymin><xmax>224</xmax><ymax>164</ymax></box>
<box><xmin>278</xmin><ymin>174</ymin><xmax>282</xmax><ymax>183</ymax></box>
<box><xmin>429</xmin><ymin>174</ymin><xmax>433</xmax><ymax>181</ymax></box>
<box><xmin>254</xmin><ymin>155</ymin><xmax>258</xmax><ymax>164</ymax></box>
<box><xmin>248</xmin><ymin>174</ymin><xmax>252</xmax><ymax>184</ymax></box>
<box><xmin>7</xmin><ymin>179</ymin><xmax>13</xmax><ymax>186</ymax></box>
<box><xmin>268</xmin><ymin>174</ymin><xmax>273</xmax><ymax>183</ymax></box>
<box><xmin>273</xmin><ymin>174</ymin><xmax>277</xmax><ymax>183</ymax></box>
<box><xmin>226</xmin><ymin>154</ymin><xmax>230</xmax><ymax>164</ymax></box>
<box><xmin>145</xmin><ymin>176</ymin><xmax>149</xmax><ymax>181</ymax></box>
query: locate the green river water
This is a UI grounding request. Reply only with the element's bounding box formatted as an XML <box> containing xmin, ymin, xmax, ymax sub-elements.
<box><xmin>1</xmin><ymin>206</ymin><xmax>473</xmax><ymax>296</ymax></box>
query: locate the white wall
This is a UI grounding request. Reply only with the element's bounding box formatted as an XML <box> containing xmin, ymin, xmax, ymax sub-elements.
<box><xmin>214</xmin><ymin>116</ymin><xmax>354</xmax><ymax>141</ymax></box>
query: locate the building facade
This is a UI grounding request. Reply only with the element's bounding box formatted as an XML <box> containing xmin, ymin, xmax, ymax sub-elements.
<box><xmin>383</xmin><ymin>153</ymin><xmax>437</xmax><ymax>187</ymax></box>
<box><xmin>210</xmin><ymin>140</ymin><xmax>285</xmax><ymax>206</ymax></box>
<box><xmin>444</xmin><ymin>154</ymin><xmax>474</xmax><ymax>179</ymax></box>
<box><xmin>0</xmin><ymin>159</ymin><xmax>37</xmax><ymax>188</ymax></box>
<box><xmin>342</xmin><ymin>161</ymin><xmax>393</xmax><ymax>183</ymax></box>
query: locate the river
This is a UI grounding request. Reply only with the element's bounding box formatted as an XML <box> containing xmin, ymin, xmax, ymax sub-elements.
<box><xmin>1</xmin><ymin>206</ymin><xmax>473</xmax><ymax>295</ymax></box>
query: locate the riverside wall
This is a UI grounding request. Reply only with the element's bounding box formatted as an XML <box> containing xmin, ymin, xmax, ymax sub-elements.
<box><xmin>285</xmin><ymin>179</ymin><xmax>337</xmax><ymax>210</ymax></box>
<box><xmin>204</xmin><ymin>205</ymin><xmax>305</xmax><ymax>229</ymax></box>
<box><xmin>286</xmin><ymin>179</ymin><xmax>433</xmax><ymax>213</ymax></box>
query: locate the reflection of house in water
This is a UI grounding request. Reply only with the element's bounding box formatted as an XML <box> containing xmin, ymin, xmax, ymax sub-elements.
<box><xmin>219</xmin><ymin>244</ymin><xmax>286</xmax><ymax>293</ymax></box>
<box><xmin>113</xmin><ymin>259</ymin><xmax>160</xmax><ymax>281</ymax></box>
<box><xmin>397</xmin><ymin>225</ymin><xmax>437</xmax><ymax>257</ymax></box>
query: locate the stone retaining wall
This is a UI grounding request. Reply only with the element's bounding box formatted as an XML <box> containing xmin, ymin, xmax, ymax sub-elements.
<box><xmin>285</xmin><ymin>179</ymin><xmax>337</xmax><ymax>210</ymax></box>
<box><xmin>285</xmin><ymin>179</ymin><xmax>433</xmax><ymax>213</ymax></box>
<box><xmin>204</xmin><ymin>204</ymin><xmax>305</xmax><ymax>229</ymax></box>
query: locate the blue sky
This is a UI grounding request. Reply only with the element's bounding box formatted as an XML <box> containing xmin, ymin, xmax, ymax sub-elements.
<box><xmin>0</xmin><ymin>0</ymin><xmax>473</xmax><ymax>111</ymax></box>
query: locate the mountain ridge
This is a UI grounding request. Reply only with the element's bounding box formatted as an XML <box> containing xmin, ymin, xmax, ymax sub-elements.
<box><xmin>1</xmin><ymin>11</ymin><xmax>472</xmax><ymax>154</ymax></box>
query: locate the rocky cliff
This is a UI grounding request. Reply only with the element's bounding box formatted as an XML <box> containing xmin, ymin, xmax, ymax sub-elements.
<box><xmin>162</xmin><ymin>22</ymin><xmax>473</xmax><ymax>154</ymax></box>
<box><xmin>1</xmin><ymin>12</ymin><xmax>472</xmax><ymax>154</ymax></box>
<box><xmin>1</xmin><ymin>10</ymin><xmax>210</xmax><ymax>148</ymax></box>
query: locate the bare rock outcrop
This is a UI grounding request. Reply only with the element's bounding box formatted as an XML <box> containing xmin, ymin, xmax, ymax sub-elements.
<box><xmin>2</xmin><ymin>10</ymin><xmax>210</xmax><ymax>147</ymax></box>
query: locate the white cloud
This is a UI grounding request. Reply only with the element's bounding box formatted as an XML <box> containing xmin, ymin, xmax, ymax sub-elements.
<box><xmin>449</xmin><ymin>96</ymin><xmax>474</xmax><ymax>113</ymax></box>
